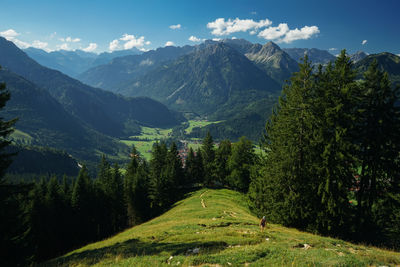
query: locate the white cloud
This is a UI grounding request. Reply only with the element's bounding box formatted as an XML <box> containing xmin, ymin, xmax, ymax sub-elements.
<box><xmin>59</xmin><ymin>36</ymin><xmax>81</xmax><ymax>42</ymax></box>
<box><xmin>11</xmin><ymin>38</ymin><xmax>30</xmax><ymax>49</ymax></box>
<box><xmin>207</xmin><ymin>18</ymin><xmax>272</xmax><ymax>36</ymax></box>
<box><xmin>258</xmin><ymin>24</ymin><xmax>319</xmax><ymax>43</ymax></box>
<box><xmin>188</xmin><ymin>35</ymin><xmax>201</xmax><ymax>42</ymax></box>
<box><xmin>32</xmin><ymin>40</ymin><xmax>48</xmax><ymax>49</ymax></box>
<box><xmin>0</xmin><ymin>29</ymin><xmax>31</xmax><ymax>48</ymax></box>
<box><xmin>82</xmin><ymin>43</ymin><xmax>97</xmax><ymax>52</ymax></box>
<box><xmin>258</xmin><ymin>23</ymin><xmax>289</xmax><ymax>40</ymax></box>
<box><xmin>169</xmin><ymin>24</ymin><xmax>181</xmax><ymax>30</ymax></box>
<box><xmin>280</xmin><ymin>26</ymin><xmax>320</xmax><ymax>43</ymax></box>
<box><xmin>145</xmin><ymin>41</ymin><xmax>151</xmax><ymax>45</ymax></box>
<box><xmin>165</xmin><ymin>41</ymin><xmax>175</xmax><ymax>46</ymax></box>
<box><xmin>58</xmin><ymin>43</ymin><xmax>71</xmax><ymax>51</ymax></box>
<box><xmin>231</xmin><ymin>36</ymin><xmax>237</xmax><ymax>39</ymax></box>
<box><xmin>119</xmin><ymin>34</ymin><xmax>148</xmax><ymax>49</ymax></box>
<box><xmin>109</xmin><ymin>39</ymin><xmax>119</xmax><ymax>51</ymax></box>
<box><xmin>249</xmin><ymin>30</ymin><xmax>257</xmax><ymax>35</ymax></box>
<box><xmin>362</xmin><ymin>40</ymin><xmax>367</xmax><ymax>45</ymax></box>
<box><xmin>212</xmin><ymin>38</ymin><xmax>221</xmax><ymax>41</ymax></box>
<box><xmin>0</xmin><ymin>29</ymin><xmax>20</xmax><ymax>38</ymax></box>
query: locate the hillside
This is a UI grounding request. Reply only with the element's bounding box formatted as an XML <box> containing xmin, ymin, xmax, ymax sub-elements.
<box><xmin>119</xmin><ymin>42</ymin><xmax>280</xmax><ymax>118</ymax></box>
<box><xmin>0</xmin><ymin>37</ymin><xmax>179</xmax><ymax>138</ymax></box>
<box><xmin>355</xmin><ymin>52</ymin><xmax>400</xmax><ymax>85</ymax></box>
<box><xmin>78</xmin><ymin>45</ymin><xmax>196</xmax><ymax>91</ymax></box>
<box><xmin>0</xmin><ymin>69</ymin><xmax>128</xmax><ymax>163</ymax></box>
<box><xmin>46</xmin><ymin>189</ymin><xmax>400</xmax><ymax>267</ymax></box>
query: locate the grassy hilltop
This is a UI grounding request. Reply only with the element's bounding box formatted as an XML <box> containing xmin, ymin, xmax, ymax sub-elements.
<box><xmin>45</xmin><ymin>189</ymin><xmax>400</xmax><ymax>267</ymax></box>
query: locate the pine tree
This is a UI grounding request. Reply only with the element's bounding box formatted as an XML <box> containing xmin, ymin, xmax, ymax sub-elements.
<box><xmin>227</xmin><ymin>137</ymin><xmax>254</xmax><ymax>192</ymax></box>
<box><xmin>249</xmin><ymin>56</ymin><xmax>321</xmax><ymax>228</ymax></box>
<box><xmin>124</xmin><ymin>146</ymin><xmax>140</xmax><ymax>226</ymax></box>
<box><xmin>215</xmin><ymin>139</ymin><xmax>232</xmax><ymax>186</ymax></box>
<box><xmin>202</xmin><ymin>132</ymin><xmax>215</xmax><ymax>186</ymax></box>
<box><xmin>148</xmin><ymin>142</ymin><xmax>169</xmax><ymax>214</ymax></box>
<box><xmin>355</xmin><ymin>59</ymin><xmax>400</xmax><ymax>239</ymax></box>
<box><xmin>185</xmin><ymin>147</ymin><xmax>196</xmax><ymax>185</ymax></box>
<box><xmin>165</xmin><ymin>142</ymin><xmax>184</xmax><ymax>200</ymax></box>
<box><xmin>0</xmin><ymin>73</ymin><xmax>19</xmax><ymax>265</ymax></box>
<box><xmin>312</xmin><ymin>50</ymin><xmax>357</xmax><ymax>234</ymax></box>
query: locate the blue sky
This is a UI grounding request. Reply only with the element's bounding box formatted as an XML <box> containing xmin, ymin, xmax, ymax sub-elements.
<box><xmin>0</xmin><ymin>0</ymin><xmax>399</xmax><ymax>55</ymax></box>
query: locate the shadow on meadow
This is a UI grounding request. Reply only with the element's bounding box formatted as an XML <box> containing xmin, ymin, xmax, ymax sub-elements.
<box><xmin>43</xmin><ymin>238</ymin><xmax>228</xmax><ymax>266</ymax></box>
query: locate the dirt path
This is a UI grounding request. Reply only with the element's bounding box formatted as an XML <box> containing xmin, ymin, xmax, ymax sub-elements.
<box><xmin>200</xmin><ymin>190</ymin><xmax>208</xmax><ymax>208</ymax></box>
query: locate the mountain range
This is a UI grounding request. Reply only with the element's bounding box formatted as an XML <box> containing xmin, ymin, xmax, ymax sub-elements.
<box><xmin>24</xmin><ymin>47</ymin><xmax>141</xmax><ymax>78</ymax></box>
<box><xmin>1</xmin><ymin>36</ymin><xmax>399</xmax><ymax>165</ymax></box>
<box><xmin>0</xmin><ymin>37</ymin><xmax>179</xmax><ymax>165</ymax></box>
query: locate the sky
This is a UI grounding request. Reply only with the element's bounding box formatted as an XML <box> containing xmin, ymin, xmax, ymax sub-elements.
<box><xmin>0</xmin><ymin>0</ymin><xmax>399</xmax><ymax>55</ymax></box>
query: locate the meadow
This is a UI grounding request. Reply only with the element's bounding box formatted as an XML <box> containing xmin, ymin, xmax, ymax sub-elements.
<box><xmin>45</xmin><ymin>189</ymin><xmax>400</xmax><ymax>267</ymax></box>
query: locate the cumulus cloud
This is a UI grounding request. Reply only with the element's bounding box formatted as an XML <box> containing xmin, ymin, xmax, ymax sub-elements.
<box><xmin>258</xmin><ymin>23</ymin><xmax>289</xmax><ymax>40</ymax></box>
<box><xmin>207</xmin><ymin>18</ymin><xmax>272</xmax><ymax>36</ymax></box>
<box><xmin>59</xmin><ymin>36</ymin><xmax>81</xmax><ymax>42</ymax></box>
<box><xmin>58</xmin><ymin>43</ymin><xmax>71</xmax><ymax>51</ymax></box>
<box><xmin>165</xmin><ymin>41</ymin><xmax>175</xmax><ymax>46</ymax></box>
<box><xmin>169</xmin><ymin>24</ymin><xmax>181</xmax><ymax>30</ymax></box>
<box><xmin>0</xmin><ymin>29</ymin><xmax>20</xmax><ymax>38</ymax></box>
<box><xmin>0</xmin><ymin>29</ymin><xmax>31</xmax><ymax>48</ymax></box>
<box><xmin>362</xmin><ymin>40</ymin><xmax>367</xmax><ymax>45</ymax></box>
<box><xmin>32</xmin><ymin>40</ymin><xmax>48</xmax><ymax>49</ymax></box>
<box><xmin>109</xmin><ymin>34</ymin><xmax>150</xmax><ymax>51</ymax></box>
<box><xmin>109</xmin><ymin>39</ymin><xmax>119</xmax><ymax>51</ymax></box>
<box><xmin>188</xmin><ymin>35</ymin><xmax>202</xmax><ymax>42</ymax></box>
<box><xmin>82</xmin><ymin>43</ymin><xmax>97</xmax><ymax>52</ymax></box>
<box><xmin>258</xmin><ymin>24</ymin><xmax>319</xmax><ymax>43</ymax></box>
<box><xmin>207</xmin><ymin>18</ymin><xmax>320</xmax><ymax>44</ymax></box>
<box><xmin>280</xmin><ymin>26</ymin><xmax>320</xmax><ymax>43</ymax></box>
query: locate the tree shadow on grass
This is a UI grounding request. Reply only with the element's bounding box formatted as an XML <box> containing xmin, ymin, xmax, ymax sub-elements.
<box><xmin>42</xmin><ymin>238</ymin><xmax>228</xmax><ymax>266</ymax></box>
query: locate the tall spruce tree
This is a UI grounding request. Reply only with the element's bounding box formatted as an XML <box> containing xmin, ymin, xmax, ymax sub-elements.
<box><xmin>227</xmin><ymin>137</ymin><xmax>255</xmax><ymax>192</ymax></box>
<box><xmin>356</xmin><ymin>59</ymin><xmax>400</xmax><ymax>241</ymax></box>
<box><xmin>249</xmin><ymin>56</ymin><xmax>321</xmax><ymax>228</ymax></box>
<box><xmin>215</xmin><ymin>139</ymin><xmax>232</xmax><ymax>186</ymax></box>
<box><xmin>312</xmin><ymin>50</ymin><xmax>357</xmax><ymax>234</ymax></box>
<box><xmin>202</xmin><ymin>132</ymin><xmax>215</xmax><ymax>186</ymax></box>
<box><xmin>0</xmin><ymin>69</ymin><xmax>20</xmax><ymax>266</ymax></box>
<box><xmin>124</xmin><ymin>146</ymin><xmax>140</xmax><ymax>226</ymax></box>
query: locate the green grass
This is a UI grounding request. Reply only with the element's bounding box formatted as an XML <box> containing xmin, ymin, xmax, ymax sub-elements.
<box><xmin>44</xmin><ymin>189</ymin><xmax>400</xmax><ymax>267</ymax></box>
<box><xmin>120</xmin><ymin>140</ymin><xmax>154</xmax><ymax>161</ymax></box>
<box><xmin>185</xmin><ymin>120</ymin><xmax>223</xmax><ymax>134</ymax></box>
<box><xmin>10</xmin><ymin>129</ymin><xmax>33</xmax><ymax>145</ymax></box>
<box><xmin>129</xmin><ymin>126</ymin><xmax>172</xmax><ymax>140</ymax></box>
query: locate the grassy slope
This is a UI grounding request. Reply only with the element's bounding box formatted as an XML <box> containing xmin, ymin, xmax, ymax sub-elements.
<box><xmin>45</xmin><ymin>189</ymin><xmax>400</xmax><ymax>267</ymax></box>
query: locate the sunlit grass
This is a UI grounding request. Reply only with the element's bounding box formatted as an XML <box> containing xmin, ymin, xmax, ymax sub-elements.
<box><xmin>44</xmin><ymin>189</ymin><xmax>400</xmax><ymax>267</ymax></box>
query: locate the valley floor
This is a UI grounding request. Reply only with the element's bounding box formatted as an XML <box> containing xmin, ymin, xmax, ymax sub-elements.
<box><xmin>44</xmin><ymin>189</ymin><xmax>400</xmax><ymax>267</ymax></box>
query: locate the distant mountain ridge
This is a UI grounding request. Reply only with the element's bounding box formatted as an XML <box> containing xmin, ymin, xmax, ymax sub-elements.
<box><xmin>283</xmin><ymin>47</ymin><xmax>336</xmax><ymax>65</ymax></box>
<box><xmin>0</xmin><ymin>37</ymin><xmax>179</xmax><ymax>139</ymax></box>
<box><xmin>78</xmin><ymin>45</ymin><xmax>196</xmax><ymax>91</ymax></box>
<box><xmin>24</xmin><ymin>47</ymin><xmax>141</xmax><ymax>78</ymax></box>
<box><xmin>118</xmin><ymin>42</ymin><xmax>281</xmax><ymax>118</ymax></box>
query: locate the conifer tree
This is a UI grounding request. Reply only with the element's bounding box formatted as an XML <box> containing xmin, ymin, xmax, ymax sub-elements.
<box><xmin>215</xmin><ymin>139</ymin><xmax>232</xmax><ymax>186</ymax></box>
<box><xmin>355</xmin><ymin>59</ymin><xmax>400</xmax><ymax>238</ymax></box>
<box><xmin>185</xmin><ymin>147</ymin><xmax>196</xmax><ymax>184</ymax></box>
<box><xmin>202</xmin><ymin>132</ymin><xmax>215</xmax><ymax>186</ymax></box>
<box><xmin>249</xmin><ymin>56</ymin><xmax>320</xmax><ymax>228</ymax></box>
<box><xmin>124</xmin><ymin>146</ymin><xmax>139</xmax><ymax>226</ymax></box>
<box><xmin>227</xmin><ymin>137</ymin><xmax>254</xmax><ymax>192</ymax></box>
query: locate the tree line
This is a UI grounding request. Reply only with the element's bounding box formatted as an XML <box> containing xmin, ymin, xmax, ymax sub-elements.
<box><xmin>248</xmin><ymin>51</ymin><xmax>400</xmax><ymax>248</ymax></box>
<box><xmin>1</xmin><ymin>123</ymin><xmax>256</xmax><ymax>265</ymax></box>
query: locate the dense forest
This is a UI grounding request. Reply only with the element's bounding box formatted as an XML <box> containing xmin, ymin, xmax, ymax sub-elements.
<box><xmin>1</xmin><ymin>50</ymin><xmax>400</xmax><ymax>266</ymax></box>
<box><xmin>249</xmin><ymin>51</ymin><xmax>400</xmax><ymax>248</ymax></box>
